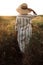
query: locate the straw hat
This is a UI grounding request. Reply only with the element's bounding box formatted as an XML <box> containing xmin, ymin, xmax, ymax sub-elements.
<box><xmin>16</xmin><ymin>3</ymin><xmax>33</xmax><ymax>15</ymax></box>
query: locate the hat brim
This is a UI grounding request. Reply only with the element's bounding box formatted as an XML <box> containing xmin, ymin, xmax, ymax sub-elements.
<box><xmin>16</xmin><ymin>7</ymin><xmax>31</xmax><ymax>14</ymax></box>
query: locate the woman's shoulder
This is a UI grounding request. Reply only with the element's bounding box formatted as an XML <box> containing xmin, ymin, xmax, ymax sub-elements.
<box><xmin>16</xmin><ymin>14</ymin><xmax>38</xmax><ymax>18</ymax></box>
<box><xmin>16</xmin><ymin>14</ymin><xmax>34</xmax><ymax>17</ymax></box>
<box><xmin>16</xmin><ymin>14</ymin><xmax>31</xmax><ymax>18</ymax></box>
<box><xmin>27</xmin><ymin>14</ymin><xmax>38</xmax><ymax>19</ymax></box>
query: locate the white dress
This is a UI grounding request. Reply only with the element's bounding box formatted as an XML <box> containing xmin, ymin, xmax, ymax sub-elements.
<box><xmin>15</xmin><ymin>14</ymin><xmax>37</xmax><ymax>53</ymax></box>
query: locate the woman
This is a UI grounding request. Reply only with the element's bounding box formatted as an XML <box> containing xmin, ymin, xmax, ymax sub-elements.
<box><xmin>15</xmin><ymin>3</ymin><xmax>37</xmax><ymax>53</ymax></box>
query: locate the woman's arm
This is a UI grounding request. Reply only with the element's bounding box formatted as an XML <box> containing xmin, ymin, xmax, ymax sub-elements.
<box><xmin>28</xmin><ymin>8</ymin><xmax>37</xmax><ymax>15</ymax></box>
<box><xmin>15</xmin><ymin>17</ymin><xmax>18</xmax><ymax>36</ymax></box>
<box><xmin>28</xmin><ymin>8</ymin><xmax>37</xmax><ymax>19</ymax></box>
<box><xmin>15</xmin><ymin>17</ymin><xmax>18</xmax><ymax>31</ymax></box>
<box><xmin>31</xmin><ymin>9</ymin><xmax>37</xmax><ymax>15</ymax></box>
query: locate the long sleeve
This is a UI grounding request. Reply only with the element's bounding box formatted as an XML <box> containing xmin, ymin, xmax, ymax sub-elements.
<box><xmin>15</xmin><ymin>17</ymin><xmax>18</xmax><ymax>31</ymax></box>
<box><xmin>30</xmin><ymin>14</ymin><xmax>38</xmax><ymax>19</ymax></box>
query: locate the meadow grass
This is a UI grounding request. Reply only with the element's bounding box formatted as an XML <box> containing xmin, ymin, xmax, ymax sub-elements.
<box><xmin>0</xmin><ymin>15</ymin><xmax>43</xmax><ymax>65</ymax></box>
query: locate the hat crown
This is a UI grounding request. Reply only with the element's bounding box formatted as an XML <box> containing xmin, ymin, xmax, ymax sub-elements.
<box><xmin>21</xmin><ymin>3</ymin><xmax>28</xmax><ymax>9</ymax></box>
<box><xmin>16</xmin><ymin>3</ymin><xmax>32</xmax><ymax>14</ymax></box>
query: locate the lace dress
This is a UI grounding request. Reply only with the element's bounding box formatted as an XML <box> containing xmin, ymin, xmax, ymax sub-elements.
<box><xmin>15</xmin><ymin>14</ymin><xmax>37</xmax><ymax>53</ymax></box>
